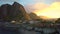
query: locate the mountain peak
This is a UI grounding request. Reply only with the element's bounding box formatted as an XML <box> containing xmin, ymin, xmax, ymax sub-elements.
<box><xmin>13</xmin><ymin>2</ymin><xmax>19</xmax><ymax>4</ymax></box>
<box><xmin>12</xmin><ymin>2</ymin><xmax>22</xmax><ymax>7</ymax></box>
<box><xmin>0</xmin><ymin>2</ymin><xmax>31</xmax><ymax>21</ymax></box>
<box><xmin>1</xmin><ymin>4</ymin><xmax>11</xmax><ymax>7</ymax></box>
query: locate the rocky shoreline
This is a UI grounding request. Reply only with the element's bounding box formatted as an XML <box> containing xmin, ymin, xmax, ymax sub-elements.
<box><xmin>0</xmin><ymin>22</ymin><xmax>59</xmax><ymax>34</ymax></box>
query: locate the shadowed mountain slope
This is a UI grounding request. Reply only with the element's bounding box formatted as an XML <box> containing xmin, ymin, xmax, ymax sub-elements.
<box><xmin>0</xmin><ymin>2</ymin><xmax>31</xmax><ymax>22</ymax></box>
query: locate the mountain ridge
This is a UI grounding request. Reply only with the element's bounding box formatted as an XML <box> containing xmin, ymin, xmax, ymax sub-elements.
<box><xmin>0</xmin><ymin>2</ymin><xmax>31</xmax><ymax>22</ymax></box>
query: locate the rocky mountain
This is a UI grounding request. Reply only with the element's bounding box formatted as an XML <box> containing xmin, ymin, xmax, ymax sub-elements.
<box><xmin>29</xmin><ymin>13</ymin><xmax>41</xmax><ymax>20</ymax></box>
<box><xmin>0</xmin><ymin>2</ymin><xmax>31</xmax><ymax>22</ymax></box>
<box><xmin>12</xmin><ymin>2</ymin><xmax>31</xmax><ymax>21</ymax></box>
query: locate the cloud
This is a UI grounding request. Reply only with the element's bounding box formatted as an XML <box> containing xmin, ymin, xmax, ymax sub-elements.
<box><xmin>33</xmin><ymin>0</ymin><xmax>60</xmax><ymax>4</ymax></box>
<box><xmin>54</xmin><ymin>0</ymin><xmax>60</xmax><ymax>2</ymax></box>
<box><xmin>24</xmin><ymin>0</ymin><xmax>60</xmax><ymax>13</ymax></box>
<box><xmin>24</xmin><ymin>3</ymin><xmax>49</xmax><ymax>13</ymax></box>
<box><xmin>34</xmin><ymin>0</ymin><xmax>60</xmax><ymax>2</ymax></box>
<box><xmin>33</xmin><ymin>2</ymin><xmax>60</xmax><ymax>18</ymax></box>
<box><xmin>33</xmin><ymin>0</ymin><xmax>46</xmax><ymax>2</ymax></box>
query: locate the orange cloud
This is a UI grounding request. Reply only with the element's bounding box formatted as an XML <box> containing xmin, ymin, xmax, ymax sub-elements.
<box><xmin>32</xmin><ymin>3</ymin><xmax>49</xmax><ymax>11</ymax></box>
<box><xmin>33</xmin><ymin>2</ymin><xmax>60</xmax><ymax>18</ymax></box>
<box><xmin>24</xmin><ymin>3</ymin><xmax>49</xmax><ymax>13</ymax></box>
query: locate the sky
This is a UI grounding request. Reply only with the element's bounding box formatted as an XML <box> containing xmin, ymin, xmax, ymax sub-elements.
<box><xmin>0</xmin><ymin>0</ymin><xmax>60</xmax><ymax>5</ymax></box>
<box><xmin>0</xmin><ymin>0</ymin><xmax>60</xmax><ymax>13</ymax></box>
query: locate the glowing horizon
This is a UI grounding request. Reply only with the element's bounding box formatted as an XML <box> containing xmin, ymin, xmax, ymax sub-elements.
<box><xmin>33</xmin><ymin>2</ymin><xmax>60</xmax><ymax>19</ymax></box>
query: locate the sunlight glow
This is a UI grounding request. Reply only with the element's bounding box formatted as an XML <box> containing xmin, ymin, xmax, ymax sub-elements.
<box><xmin>33</xmin><ymin>2</ymin><xmax>60</xmax><ymax>19</ymax></box>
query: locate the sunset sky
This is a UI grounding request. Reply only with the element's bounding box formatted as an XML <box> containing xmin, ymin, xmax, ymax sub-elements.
<box><xmin>0</xmin><ymin>0</ymin><xmax>60</xmax><ymax>18</ymax></box>
<box><xmin>0</xmin><ymin>0</ymin><xmax>54</xmax><ymax>13</ymax></box>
